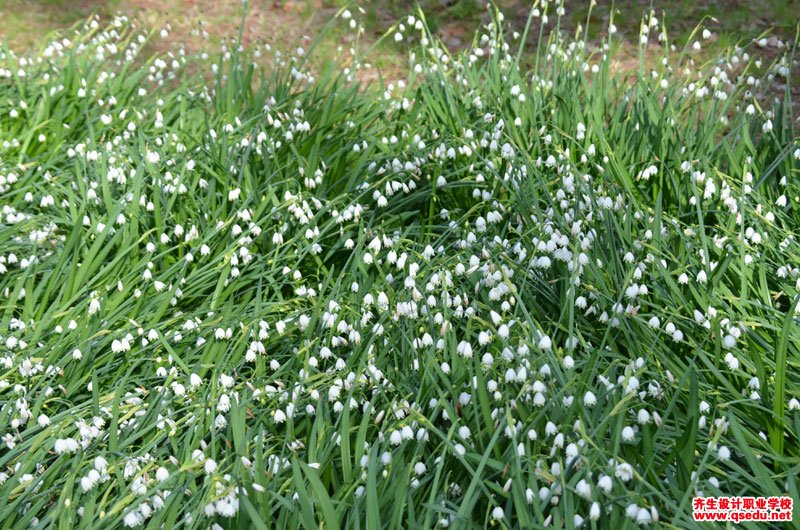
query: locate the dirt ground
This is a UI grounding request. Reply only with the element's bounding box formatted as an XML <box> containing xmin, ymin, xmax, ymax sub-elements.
<box><xmin>2</xmin><ymin>0</ymin><xmax>798</xmax><ymax>101</ymax></box>
<box><xmin>6</xmin><ymin>1</ymin><xmax>798</xmax><ymax>51</ymax></box>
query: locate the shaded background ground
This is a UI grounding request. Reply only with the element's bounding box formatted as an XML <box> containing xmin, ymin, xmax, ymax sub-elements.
<box><xmin>2</xmin><ymin>0</ymin><xmax>797</xmax><ymax>58</ymax></box>
<box><xmin>4</xmin><ymin>0</ymin><xmax>796</xmax><ymax>116</ymax></box>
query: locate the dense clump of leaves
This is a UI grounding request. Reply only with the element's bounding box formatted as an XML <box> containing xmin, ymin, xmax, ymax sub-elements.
<box><xmin>0</xmin><ymin>5</ymin><xmax>799</xmax><ymax>529</ymax></box>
